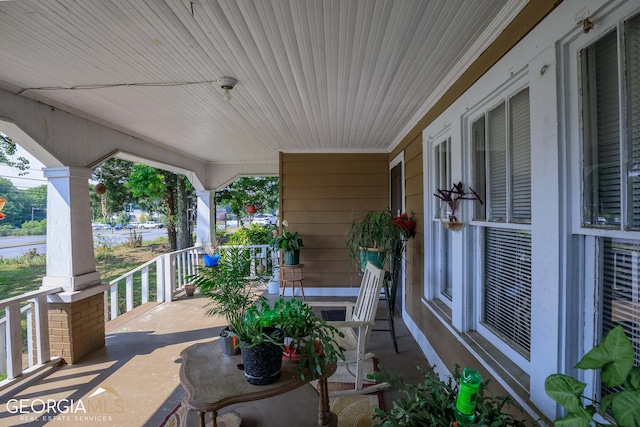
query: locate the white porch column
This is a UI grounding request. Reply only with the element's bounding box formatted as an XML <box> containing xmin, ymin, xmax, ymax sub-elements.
<box><xmin>41</xmin><ymin>167</ymin><xmax>101</xmax><ymax>292</ymax></box>
<box><xmin>195</xmin><ymin>190</ymin><xmax>215</xmax><ymax>246</ymax></box>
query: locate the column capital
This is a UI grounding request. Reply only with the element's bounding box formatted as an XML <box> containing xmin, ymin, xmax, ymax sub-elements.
<box><xmin>43</xmin><ymin>166</ymin><xmax>93</xmax><ymax>180</ymax></box>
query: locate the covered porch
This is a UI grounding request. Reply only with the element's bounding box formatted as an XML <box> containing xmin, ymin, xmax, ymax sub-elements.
<box><xmin>0</xmin><ymin>291</ymin><xmax>426</xmax><ymax>426</ymax></box>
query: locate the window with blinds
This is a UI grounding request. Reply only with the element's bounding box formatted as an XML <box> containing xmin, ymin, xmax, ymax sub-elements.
<box><xmin>582</xmin><ymin>13</ymin><xmax>640</xmax><ymax>230</ymax></box>
<box><xmin>471</xmin><ymin>87</ymin><xmax>532</xmax><ymax>355</ymax></box>
<box><xmin>627</xmin><ymin>15</ymin><xmax>640</xmax><ymax>230</ymax></box>
<box><xmin>579</xmin><ymin>13</ymin><xmax>640</xmax><ymax>398</ymax></box>
<box><xmin>472</xmin><ymin>89</ymin><xmax>531</xmax><ymax>224</ymax></box>
<box><xmin>601</xmin><ymin>237</ymin><xmax>640</xmax><ymax>388</ymax></box>
<box><xmin>434</xmin><ymin>139</ymin><xmax>453</xmax><ymax>299</ymax></box>
<box><xmin>483</xmin><ymin>228</ymin><xmax>532</xmax><ymax>356</ymax></box>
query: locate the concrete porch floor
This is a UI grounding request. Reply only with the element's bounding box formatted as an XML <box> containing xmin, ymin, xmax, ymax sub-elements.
<box><xmin>0</xmin><ymin>291</ymin><xmax>430</xmax><ymax>427</ymax></box>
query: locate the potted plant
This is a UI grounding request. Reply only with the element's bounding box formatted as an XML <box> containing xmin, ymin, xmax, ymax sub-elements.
<box><xmin>189</xmin><ymin>247</ymin><xmax>268</xmax><ymax>355</ymax></box>
<box><xmin>434</xmin><ymin>182</ymin><xmax>483</xmax><ymax>231</ymax></box>
<box><xmin>270</xmin><ymin>220</ymin><xmax>304</xmax><ymax>265</ymax></box>
<box><xmin>202</xmin><ymin>240</ymin><xmax>220</xmax><ymax>267</ymax></box>
<box><xmin>545</xmin><ymin>325</ymin><xmax>639</xmax><ymax>426</ymax></box>
<box><xmin>271</xmin><ymin>298</ymin><xmax>346</xmax><ymax>373</ymax></box>
<box><xmin>346</xmin><ymin>209</ymin><xmax>402</xmax><ymax>272</ymax></box>
<box><xmin>228</xmin><ymin>300</ymin><xmax>286</xmax><ymax>385</ymax></box>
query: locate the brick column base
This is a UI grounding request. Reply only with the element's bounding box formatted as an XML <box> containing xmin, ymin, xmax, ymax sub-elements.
<box><xmin>48</xmin><ymin>293</ymin><xmax>105</xmax><ymax>364</ymax></box>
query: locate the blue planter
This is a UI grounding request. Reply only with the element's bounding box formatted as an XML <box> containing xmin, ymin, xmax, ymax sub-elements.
<box><xmin>203</xmin><ymin>253</ymin><xmax>220</xmax><ymax>267</ymax></box>
<box><xmin>359</xmin><ymin>248</ymin><xmax>386</xmax><ymax>271</ymax></box>
<box><xmin>284</xmin><ymin>250</ymin><xmax>300</xmax><ymax>265</ymax></box>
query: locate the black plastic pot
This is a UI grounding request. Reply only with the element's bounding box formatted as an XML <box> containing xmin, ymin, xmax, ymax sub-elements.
<box><xmin>241</xmin><ymin>327</ymin><xmax>284</xmax><ymax>385</ymax></box>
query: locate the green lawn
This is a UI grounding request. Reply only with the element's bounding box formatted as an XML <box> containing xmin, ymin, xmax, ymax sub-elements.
<box><xmin>0</xmin><ymin>238</ymin><xmax>172</xmax><ymax>317</ymax></box>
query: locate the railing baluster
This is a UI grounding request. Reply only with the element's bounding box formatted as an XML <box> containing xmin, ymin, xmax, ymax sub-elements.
<box><xmin>5</xmin><ymin>302</ymin><xmax>22</xmax><ymax>379</ymax></box>
<box><xmin>26</xmin><ymin>305</ymin><xmax>33</xmax><ymax>367</ymax></box>
<box><xmin>126</xmin><ymin>275</ymin><xmax>134</xmax><ymax>312</ymax></box>
<box><xmin>34</xmin><ymin>294</ymin><xmax>51</xmax><ymax>365</ymax></box>
<box><xmin>0</xmin><ymin>319</ymin><xmax>5</xmax><ymax>375</ymax></box>
<box><xmin>141</xmin><ymin>266</ymin><xmax>149</xmax><ymax>304</ymax></box>
<box><xmin>156</xmin><ymin>256</ymin><xmax>165</xmax><ymax>303</ymax></box>
<box><xmin>110</xmin><ymin>283</ymin><xmax>118</xmax><ymax>321</ymax></box>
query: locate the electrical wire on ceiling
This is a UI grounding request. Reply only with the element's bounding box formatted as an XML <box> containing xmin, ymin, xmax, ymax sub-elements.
<box><xmin>16</xmin><ymin>80</ymin><xmax>217</xmax><ymax>95</ymax></box>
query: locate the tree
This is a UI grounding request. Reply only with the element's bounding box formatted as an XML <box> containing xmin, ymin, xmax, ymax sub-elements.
<box><xmin>127</xmin><ymin>165</ymin><xmax>193</xmax><ymax>250</ymax></box>
<box><xmin>216</xmin><ymin>177</ymin><xmax>279</xmax><ymax>223</ymax></box>
<box><xmin>92</xmin><ymin>159</ymin><xmax>136</xmax><ymax>222</ymax></box>
<box><xmin>0</xmin><ymin>132</ymin><xmax>29</xmax><ymax>174</ymax></box>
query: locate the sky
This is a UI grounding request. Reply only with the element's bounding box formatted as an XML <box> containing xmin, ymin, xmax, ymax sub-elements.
<box><xmin>0</xmin><ymin>145</ymin><xmax>47</xmax><ymax>189</ymax></box>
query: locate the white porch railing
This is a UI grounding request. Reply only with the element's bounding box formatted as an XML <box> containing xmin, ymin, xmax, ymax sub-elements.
<box><xmin>0</xmin><ymin>244</ymin><xmax>279</xmax><ymax>388</ymax></box>
<box><xmin>103</xmin><ymin>244</ymin><xmax>279</xmax><ymax>322</ymax></box>
<box><xmin>0</xmin><ymin>287</ymin><xmax>63</xmax><ymax>386</ymax></box>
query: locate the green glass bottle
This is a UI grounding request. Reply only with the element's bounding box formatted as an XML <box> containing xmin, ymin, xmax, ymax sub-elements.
<box><xmin>455</xmin><ymin>367</ymin><xmax>482</xmax><ymax>426</ymax></box>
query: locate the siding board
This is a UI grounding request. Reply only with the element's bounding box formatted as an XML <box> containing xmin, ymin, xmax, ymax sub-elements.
<box><xmin>280</xmin><ymin>153</ymin><xmax>389</xmax><ymax>288</ymax></box>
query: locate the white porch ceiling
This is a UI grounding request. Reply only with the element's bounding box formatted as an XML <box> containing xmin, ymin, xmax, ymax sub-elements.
<box><xmin>0</xmin><ymin>0</ymin><xmax>524</xmax><ymax>165</ymax></box>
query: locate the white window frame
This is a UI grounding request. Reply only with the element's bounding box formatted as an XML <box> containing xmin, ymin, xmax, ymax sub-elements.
<box><xmin>424</xmin><ymin>125</ymin><xmax>453</xmax><ymax>309</ymax></box>
<box><xmin>563</xmin><ymin>0</ymin><xmax>640</xmax><ymax>402</ymax></box>
<box><xmin>463</xmin><ymin>70</ymin><xmax>532</xmax><ymax>373</ymax></box>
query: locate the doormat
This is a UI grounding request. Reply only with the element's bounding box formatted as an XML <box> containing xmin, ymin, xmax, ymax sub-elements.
<box><xmin>321</xmin><ymin>309</ymin><xmax>346</xmax><ymax>321</ymax></box>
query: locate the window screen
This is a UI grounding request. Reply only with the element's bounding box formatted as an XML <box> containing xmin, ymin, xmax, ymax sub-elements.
<box><xmin>483</xmin><ymin>228</ymin><xmax>532</xmax><ymax>356</ymax></box>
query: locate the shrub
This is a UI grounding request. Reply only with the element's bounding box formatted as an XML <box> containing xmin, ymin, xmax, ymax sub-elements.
<box><xmin>370</xmin><ymin>365</ymin><xmax>535</xmax><ymax>427</ymax></box>
<box><xmin>228</xmin><ymin>224</ymin><xmax>272</xmax><ymax>245</ymax></box>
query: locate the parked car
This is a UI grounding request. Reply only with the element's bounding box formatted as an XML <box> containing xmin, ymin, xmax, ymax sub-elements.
<box><xmin>126</xmin><ymin>222</ymin><xmax>138</xmax><ymax>229</ymax></box>
<box><xmin>113</xmin><ymin>224</ymin><xmax>123</xmax><ymax>230</ymax></box>
<box><xmin>141</xmin><ymin>221</ymin><xmax>161</xmax><ymax>229</ymax></box>
<box><xmin>253</xmin><ymin>214</ymin><xmax>277</xmax><ymax>226</ymax></box>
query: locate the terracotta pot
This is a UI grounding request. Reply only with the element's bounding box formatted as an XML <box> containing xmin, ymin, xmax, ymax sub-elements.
<box><xmin>246</xmin><ymin>205</ymin><xmax>257</xmax><ymax>214</ymax></box>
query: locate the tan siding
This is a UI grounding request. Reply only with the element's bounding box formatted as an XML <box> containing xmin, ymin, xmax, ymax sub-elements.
<box><xmin>280</xmin><ymin>153</ymin><xmax>389</xmax><ymax>288</ymax></box>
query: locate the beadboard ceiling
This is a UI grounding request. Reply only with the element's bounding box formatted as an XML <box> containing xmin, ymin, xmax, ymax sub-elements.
<box><xmin>0</xmin><ymin>0</ymin><xmax>525</xmax><ymax>165</ymax></box>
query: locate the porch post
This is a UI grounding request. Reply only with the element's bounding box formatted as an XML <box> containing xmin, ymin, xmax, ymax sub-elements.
<box><xmin>195</xmin><ymin>190</ymin><xmax>215</xmax><ymax>246</ymax></box>
<box><xmin>41</xmin><ymin>167</ymin><xmax>106</xmax><ymax>364</ymax></box>
<box><xmin>41</xmin><ymin>166</ymin><xmax>101</xmax><ymax>291</ymax></box>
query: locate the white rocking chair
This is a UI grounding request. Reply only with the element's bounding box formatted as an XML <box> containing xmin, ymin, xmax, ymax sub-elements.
<box><xmin>309</xmin><ymin>261</ymin><xmax>387</xmax><ymax>396</ymax></box>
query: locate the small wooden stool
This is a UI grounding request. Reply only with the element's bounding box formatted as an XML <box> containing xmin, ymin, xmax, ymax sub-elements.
<box><xmin>280</xmin><ymin>264</ymin><xmax>305</xmax><ymax>300</ymax></box>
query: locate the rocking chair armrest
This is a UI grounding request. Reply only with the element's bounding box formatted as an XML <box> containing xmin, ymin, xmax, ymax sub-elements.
<box><xmin>325</xmin><ymin>320</ymin><xmax>371</xmax><ymax>329</ymax></box>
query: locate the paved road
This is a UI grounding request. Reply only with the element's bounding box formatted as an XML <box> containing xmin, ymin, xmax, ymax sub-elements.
<box><xmin>0</xmin><ymin>229</ymin><xmax>167</xmax><ymax>259</ymax></box>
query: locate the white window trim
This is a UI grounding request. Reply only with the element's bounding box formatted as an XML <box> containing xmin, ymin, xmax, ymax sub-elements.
<box><xmin>424</xmin><ymin>124</ymin><xmax>453</xmax><ymax>308</ymax></box>
<box><xmin>561</xmin><ymin>0</ymin><xmax>640</xmax><ymax>403</ymax></box>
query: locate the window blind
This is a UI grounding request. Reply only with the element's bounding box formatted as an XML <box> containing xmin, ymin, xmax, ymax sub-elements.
<box><xmin>488</xmin><ymin>104</ymin><xmax>507</xmax><ymax>221</ymax></box>
<box><xmin>510</xmin><ymin>88</ymin><xmax>531</xmax><ymax>223</ymax></box>
<box><xmin>483</xmin><ymin>228</ymin><xmax>532</xmax><ymax>356</ymax></box>
<box><xmin>583</xmin><ymin>31</ymin><xmax>620</xmax><ymax>226</ymax></box>
<box><xmin>472</xmin><ymin>117</ymin><xmax>486</xmax><ymax>221</ymax></box>
<box><xmin>626</xmin><ymin>14</ymin><xmax>640</xmax><ymax>230</ymax></box>
<box><xmin>601</xmin><ymin>238</ymin><xmax>640</xmax><ymax>372</ymax></box>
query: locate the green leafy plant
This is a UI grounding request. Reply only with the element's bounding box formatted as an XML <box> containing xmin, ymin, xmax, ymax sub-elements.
<box><xmin>271</xmin><ymin>298</ymin><xmax>346</xmax><ymax>379</ymax></box>
<box><xmin>545</xmin><ymin>325</ymin><xmax>640</xmax><ymax>427</ymax></box>
<box><xmin>228</xmin><ymin>299</ymin><xmax>285</xmax><ymax>348</ymax></box>
<box><xmin>189</xmin><ymin>247</ymin><xmax>267</xmax><ymax>328</ymax></box>
<box><xmin>370</xmin><ymin>364</ymin><xmax>534</xmax><ymax>427</ymax></box>
<box><xmin>345</xmin><ymin>209</ymin><xmax>401</xmax><ymax>271</ymax></box>
<box><xmin>270</xmin><ymin>220</ymin><xmax>303</xmax><ymax>252</ymax></box>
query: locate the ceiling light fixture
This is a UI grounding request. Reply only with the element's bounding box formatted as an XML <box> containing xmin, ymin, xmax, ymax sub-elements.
<box><xmin>218</xmin><ymin>77</ymin><xmax>237</xmax><ymax>101</ymax></box>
